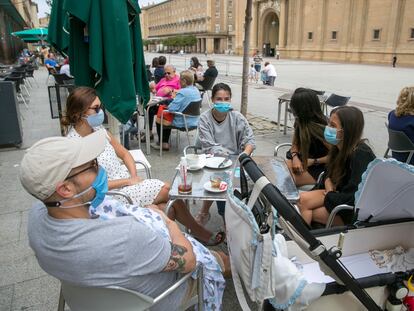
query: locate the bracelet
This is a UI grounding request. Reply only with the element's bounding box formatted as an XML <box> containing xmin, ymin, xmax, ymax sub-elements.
<box><xmin>314</xmin><ymin>158</ymin><xmax>319</xmax><ymax>165</ymax></box>
<box><xmin>291</xmin><ymin>152</ymin><xmax>299</xmax><ymax>158</ymax></box>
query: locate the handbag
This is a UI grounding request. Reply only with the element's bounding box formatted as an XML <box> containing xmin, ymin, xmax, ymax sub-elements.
<box><xmin>155</xmin><ymin>104</ymin><xmax>174</xmax><ymax>126</ymax></box>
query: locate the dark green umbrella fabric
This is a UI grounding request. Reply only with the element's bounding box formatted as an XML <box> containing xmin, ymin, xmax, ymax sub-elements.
<box><xmin>48</xmin><ymin>0</ymin><xmax>150</xmax><ymax>123</ymax></box>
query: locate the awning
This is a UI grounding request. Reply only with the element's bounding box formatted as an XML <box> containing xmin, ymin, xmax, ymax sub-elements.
<box><xmin>12</xmin><ymin>28</ymin><xmax>48</xmax><ymax>42</ymax></box>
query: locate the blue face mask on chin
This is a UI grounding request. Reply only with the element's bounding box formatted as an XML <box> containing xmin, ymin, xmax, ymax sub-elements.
<box><xmin>324</xmin><ymin>126</ymin><xmax>341</xmax><ymax>145</ymax></box>
<box><xmin>84</xmin><ymin>109</ymin><xmax>104</xmax><ymax>128</ymax></box>
<box><xmin>57</xmin><ymin>166</ymin><xmax>108</xmax><ymax>209</ymax></box>
<box><xmin>213</xmin><ymin>102</ymin><xmax>232</xmax><ymax>113</ymax></box>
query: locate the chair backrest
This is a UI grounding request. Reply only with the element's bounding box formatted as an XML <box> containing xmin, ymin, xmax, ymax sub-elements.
<box><xmin>355</xmin><ymin>158</ymin><xmax>414</xmax><ymax>223</ymax></box>
<box><xmin>182</xmin><ymin>99</ymin><xmax>202</xmax><ymax>116</ymax></box>
<box><xmin>61</xmin><ymin>282</ymin><xmax>154</xmax><ymax>311</ymax></box>
<box><xmin>387</xmin><ymin>128</ymin><xmax>414</xmax><ymax>152</ymax></box>
<box><xmin>325</xmin><ymin>93</ymin><xmax>350</xmax><ymax>108</ymax></box>
<box><xmin>198</xmin><ymin>76</ymin><xmax>216</xmax><ymax>91</ymax></box>
<box><xmin>53</xmin><ymin>73</ymin><xmax>72</xmax><ymax>85</ymax></box>
<box><xmin>310</xmin><ymin>89</ymin><xmax>325</xmax><ymax>96</ymax></box>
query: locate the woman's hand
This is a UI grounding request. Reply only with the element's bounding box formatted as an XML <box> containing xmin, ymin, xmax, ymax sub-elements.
<box><xmin>324</xmin><ymin>178</ymin><xmax>335</xmax><ymax>193</ymax></box>
<box><xmin>292</xmin><ymin>156</ymin><xmax>303</xmax><ymax>175</ymax></box>
<box><xmin>127</xmin><ymin>176</ymin><xmax>142</xmax><ymax>186</ymax></box>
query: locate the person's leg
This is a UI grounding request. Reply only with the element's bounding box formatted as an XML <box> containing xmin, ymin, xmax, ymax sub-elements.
<box><xmin>285</xmin><ymin>160</ymin><xmax>316</xmax><ymax>186</ymax></box>
<box><xmin>168</xmin><ymin>200</ymin><xmax>224</xmax><ymax>244</ymax></box>
<box><xmin>297</xmin><ymin>190</ymin><xmax>325</xmax><ymax>225</ymax></box>
<box><xmin>147</xmin><ymin>105</ymin><xmax>158</xmax><ymax>137</ymax></box>
<box><xmin>312</xmin><ymin>207</ymin><xmax>344</xmax><ymax>226</ymax></box>
<box><xmin>152</xmin><ymin>183</ymin><xmax>171</xmax><ymax>205</ymax></box>
<box><xmin>195</xmin><ymin>200</ymin><xmax>213</xmax><ymax>225</ymax></box>
<box><xmin>216</xmin><ymin>201</ymin><xmax>225</xmax><ymax>217</ymax></box>
<box><xmin>155</xmin><ymin>123</ymin><xmax>171</xmax><ymax>149</ymax></box>
<box><xmin>269</xmin><ymin>76</ymin><xmax>275</xmax><ymax>86</ymax></box>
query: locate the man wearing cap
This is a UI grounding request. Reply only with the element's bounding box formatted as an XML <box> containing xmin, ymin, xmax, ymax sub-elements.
<box><xmin>196</xmin><ymin>60</ymin><xmax>218</xmax><ymax>90</ymax></box>
<box><xmin>20</xmin><ymin>130</ymin><xmax>196</xmax><ymax>309</ymax></box>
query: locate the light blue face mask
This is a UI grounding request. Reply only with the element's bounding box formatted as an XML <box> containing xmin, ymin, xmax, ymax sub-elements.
<box><xmin>84</xmin><ymin>109</ymin><xmax>104</xmax><ymax>128</ymax></box>
<box><xmin>213</xmin><ymin>102</ymin><xmax>232</xmax><ymax>113</ymax></box>
<box><xmin>324</xmin><ymin>126</ymin><xmax>341</xmax><ymax>145</ymax></box>
<box><xmin>55</xmin><ymin>166</ymin><xmax>108</xmax><ymax>209</ymax></box>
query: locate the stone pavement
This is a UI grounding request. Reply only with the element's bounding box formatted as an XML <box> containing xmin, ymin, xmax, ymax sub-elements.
<box><xmin>0</xmin><ymin>60</ymin><xmax>396</xmax><ymax>310</ymax></box>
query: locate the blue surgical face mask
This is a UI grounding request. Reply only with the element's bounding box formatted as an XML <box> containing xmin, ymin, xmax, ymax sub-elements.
<box><xmin>84</xmin><ymin>109</ymin><xmax>104</xmax><ymax>127</ymax></box>
<box><xmin>324</xmin><ymin>126</ymin><xmax>341</xmax><ymax>145</ymax></box>
<box><xmin>56</xmin><ymin>166</ymin><xmax>108</xmax><ymax>209</ymax></box>
<box><xmin>213</xmin><ymin>102</ymin><xmax>232</xmax><ymax>113</ymax></box>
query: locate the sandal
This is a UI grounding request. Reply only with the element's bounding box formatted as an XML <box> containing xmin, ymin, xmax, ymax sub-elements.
<box><xmin>195</xmin><ymin>212</ymin><xmax>211</xmax><ymax>226</ymax></box>
<box><xmin>204</xmin><ymin>231</ymin><xmax>226</xmax><ymax>247</ymax></box>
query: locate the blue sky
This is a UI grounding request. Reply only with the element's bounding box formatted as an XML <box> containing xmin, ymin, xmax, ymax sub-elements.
<box><xmin>36</xmin><ymin>0</ymin><xmax>163</xmax><ymax>18</ymax></box>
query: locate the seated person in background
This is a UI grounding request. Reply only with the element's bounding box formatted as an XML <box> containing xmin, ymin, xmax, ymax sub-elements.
<box><xmin>59</xmin><ymin>58</ymin><xmax>72</xmax><ymax>78</ymax></box>
<box><xmin>152</xmin><ymin>70</ymin><xmax>201</xmax><ymax>151</ymax></box>
<box><xmin>388</xmin><ymin>86</ymin><xmax>414</xmax><ymax>165</ymax></box>
<box><xmin>287</xmin><ymin>88</ymin><xmax>329</xmax><ymax>186</ymax></box>
<box><xmin>45</xmin><ymin>52</ymin><xmax>58</xmax><ymax>73</ymax></box>
<box><xmin>196</xmin><ymin>60</ymin><xmax>218</xmax><ymax>90</ymax></box>
<box><xmin>63</xmin><ymin>87</ymin><xmax>223</xmax><ymax>246</ymax></box>
<box><xmin>146</xmin><ymin>65</ymin><xmax>181</xmax><ymax>141</ymax></box>
<box><xmin>188</xmin><ymin>56</ymin><xmax>204</xmax><ymax>80</ymax></box>
<box><xmin>154</xmin><ymin>55</ymin><xmax>166</xmax><ymax>84</ymax></box>
<box><xmin>298</xmin><ymin>106</ymin><xmax>376</xmax><ymax>226</ymax></box>
<box><xmin>21</xmin><ymin>131</ymin><xmax>227</xmax><ymax>311</ymax></box>
<box><xmin>195</xmin><ymin>83</ymin><xmax>256</xmax><ymax>224</ymax></box>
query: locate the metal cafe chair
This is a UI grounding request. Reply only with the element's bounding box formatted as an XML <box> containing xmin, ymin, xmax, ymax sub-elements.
<box><xmin>384</xmin><ymin>126</ymin><xmax>414</xmax><ymax>164</ymax></box>
<box><xmin>159</xmin><ymin>99</ymin><xmax>202</xmax><ymax>157</ymax></box>
<box><xmin>323</xmin><ymin>93</ymin><xmax>350</xmax><ymax>116</ymax></box>
<box><xmin>57</xmin><ymin>265</ymin><xmax>203</xmax><ymax>311</ymax></box>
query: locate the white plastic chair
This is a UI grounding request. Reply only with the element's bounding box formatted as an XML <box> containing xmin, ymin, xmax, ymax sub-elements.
<box><xmin>57</xmin><ymin>265</ymin><xmax>203</xmax><ymax>311</ymax></box>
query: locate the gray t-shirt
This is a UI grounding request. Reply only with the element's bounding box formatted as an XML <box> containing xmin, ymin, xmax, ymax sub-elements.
<box><xmin>198</xmin><ymin>110</ymin><xmax>256</xmax><ymax>155</ymax></box>
<box><xmin>28</xmin><ymin>203</ymin><xmax>187</xmax><ymax>311</ymax></box>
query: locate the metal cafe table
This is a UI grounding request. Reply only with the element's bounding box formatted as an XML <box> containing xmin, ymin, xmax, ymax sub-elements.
<box><xmin>165</xmin><ymin>155</ymin><xmax>299</xmax><ymax>214</ymax></box>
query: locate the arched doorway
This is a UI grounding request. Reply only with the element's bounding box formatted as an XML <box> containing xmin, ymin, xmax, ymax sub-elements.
<box><xmin>260</xmin><ymin>10</ymin><xmax>279</xmax><ymax>57</ymax></box>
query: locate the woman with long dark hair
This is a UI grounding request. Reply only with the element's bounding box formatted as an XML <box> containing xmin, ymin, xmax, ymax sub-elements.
<box><xmin>287</xmin><ymin>88</ymin><xmax>329</xmax><ymax>186</ymax></box>
<box><xmin>298</xmin><ymin>106</ymin><xmax>375</xmax><ymax>226</ymax></box>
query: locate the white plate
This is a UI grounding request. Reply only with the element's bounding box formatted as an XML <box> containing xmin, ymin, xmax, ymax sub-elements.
<box><xmin>203</xmin><ymin>181</ymin><xmax>228</xmax><ymax>193</ymax></box>
<box><xmin>205</xmin><ymin>157</ymin><xmax>232</xmax><ymax>169</ymax></box>
<box><xmin>186</xmin><ymin>154</ymin><xmax>207</xmax><ymax>171</ymax></box>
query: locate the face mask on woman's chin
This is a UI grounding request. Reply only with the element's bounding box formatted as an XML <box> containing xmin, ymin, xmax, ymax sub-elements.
<box><xmin>213</xmin><ymin>102</ymin><xmax>232</xmax><ymax>113</ymax></box>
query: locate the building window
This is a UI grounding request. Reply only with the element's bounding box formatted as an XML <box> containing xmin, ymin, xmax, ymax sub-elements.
<box><xmin>331</xmin><ymin>31</ymin><xmax>337</xmax><ymax>40</ymax></box>
<box><xmin>373</xmin><ymin>29</ymin><xmax>381</xmax><ymax>40</ymax></box>
<box><xmin>410</xmin><ymin>28</ymin><xmax>414</xmax><ymax>39</ymax></box>
<box><xmin>228</xmin><ymin>24</ymin><xmax>233</xmax><ymax>32</ymax></box>
<box><xmin>308</xmin><ymin>32</ymin><xmax>313</xmax><ymax>40</ymax></box>
<box><xmin>215</xmin><ymin>24</ymin><xmax>220</xmax><ymax>33</ymax></box>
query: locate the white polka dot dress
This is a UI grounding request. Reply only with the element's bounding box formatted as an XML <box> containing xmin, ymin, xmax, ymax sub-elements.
<box><xmin>67</xmin><ymin>126</ymin><xmax>165</xmax><ymax>206</ymax></box>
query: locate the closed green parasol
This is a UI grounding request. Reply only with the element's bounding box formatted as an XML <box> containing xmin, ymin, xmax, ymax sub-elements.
<box><xmin>48</xmin><ymin>0</ymin><xmax>150</xmax><ymax>123</ymax></box>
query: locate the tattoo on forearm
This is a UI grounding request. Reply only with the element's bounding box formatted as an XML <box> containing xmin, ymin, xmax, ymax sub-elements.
<box><xmin>164</xmin><ymin>243</ymin><xmax>188</xmax><ymax>272</ymax></box>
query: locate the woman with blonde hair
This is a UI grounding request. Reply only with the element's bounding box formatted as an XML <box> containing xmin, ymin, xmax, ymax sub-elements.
<box><xmin>388</xmin><ymin>86</ymin><xmax>414</xmax><ymax>164</ymax></box>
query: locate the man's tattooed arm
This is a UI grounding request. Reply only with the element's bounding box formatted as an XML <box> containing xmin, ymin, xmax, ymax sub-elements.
<box><xmin>163</xmin><ymin>242</ymin><xmax>188</xmax><ymax>272</ymax></box>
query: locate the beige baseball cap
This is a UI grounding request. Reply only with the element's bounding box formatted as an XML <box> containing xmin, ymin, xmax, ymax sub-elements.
<box><xmin>20</xmin><ymin>130</ymin><xmax>106</xmax><ymax>201</ymax></box>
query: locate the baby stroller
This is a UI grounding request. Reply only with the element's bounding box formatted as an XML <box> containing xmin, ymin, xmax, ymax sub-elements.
<box><xmin>226</xmin><ymin>156</ymin><xmax>414</xmax><ymax>310</ymax></box>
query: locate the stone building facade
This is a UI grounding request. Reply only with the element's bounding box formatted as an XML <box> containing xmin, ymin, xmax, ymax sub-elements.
<box><xmin>141</xmin><ymin>0</ymin><xmax>414</xmax><ymax>66</ymax></box>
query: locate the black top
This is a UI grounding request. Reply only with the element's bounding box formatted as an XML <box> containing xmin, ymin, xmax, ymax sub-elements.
<box><xmin>203</xmin><ymin>66</ymin><xmax>218</xmax><ymax>78</ymax></box>
<box><xmin>153</xmin><ymin>66</ymin><xmax>165</xmax><ymax>84</ymax></box>
<box><xmin>324</xmin><ymin>142</ymin><xmax>376</xmax><ymax>223</ymax></box>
